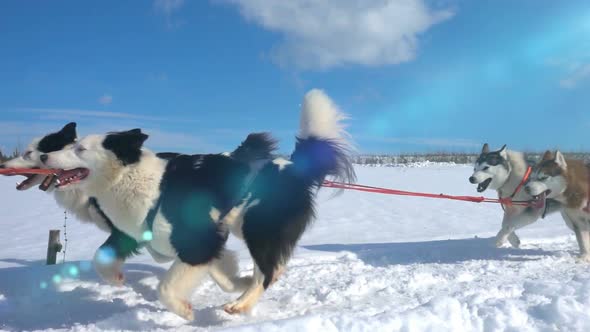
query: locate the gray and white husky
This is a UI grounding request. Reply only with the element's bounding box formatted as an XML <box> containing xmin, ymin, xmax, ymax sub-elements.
<box><xmin>469</xmin><ymin>144</ymin><xmax>561</xmax><ymax>248</ymax></box>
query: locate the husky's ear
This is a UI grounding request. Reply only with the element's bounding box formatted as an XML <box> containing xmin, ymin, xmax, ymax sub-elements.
<box><xmin>59</xmin><ymin>122</ymin><xmax>77</xmax><ymax>142</ymax></box>
<box><xmin>482</xmin><ymin>143</ymin><xmax>490</xmax><ymax>154</ymax></box>
<box><xmin>554</xmin><ymin>150</ymin><xmax>567</xmax><ymax>170</ymax></box>
<box><xmin>103</xmin><ymin>129</ymin><xmax>149</xmax><ymax>166</ymax></box>
<box><xmin>498</xmin><ymin>144</ymin><xmax>507</xmax><ymax>158</ymax></box>
<box><xmin>542</xmin><ymin>150</ymin><xmax>553</xmax><ymax>161</ymax></box>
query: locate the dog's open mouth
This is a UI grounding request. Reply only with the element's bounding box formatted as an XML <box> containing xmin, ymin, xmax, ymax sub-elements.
<box><xmin>477</xmin><ymin>178</ymin><xmax>492</xmax><ymax>193</ymax></box>
<box><xmin>16</xmin><ymin>174</ymin><xmax>40</xmax><ymax>191</ymax></box>
<box><xmin>54</xmin><ymin>168</ymin><xmax>90</xmax><ymax>188</ymax></box>
<box><xmin>531</xmin><ymin>190</ymin><xmax>551</xmax><ymax>209</ymax></box>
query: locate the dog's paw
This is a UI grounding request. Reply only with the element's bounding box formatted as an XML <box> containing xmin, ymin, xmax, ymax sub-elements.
<box><xmin>158</xmin><ymin>290</ymin><xmax>194</xmax><ymax>321</ymax></box>
<box><xmin>93</xmin><ymin>260</ymin><xmax>125</xmax><ymax>285</ymax></box>
<box><xmin>495</xmin><ymin>239</ymin><xmax>509</xmax><ymax>248</ymax></box>
<box><xmin>507</xmin><ymin>234</ymin><xmax>521</xmax><ymax>248</ymax></box>
<box><xmin>223</xmin><ymin>300</ymin><xmax>252</xmax><ymax>315</ymax></box>
<box><xmin>166</xmin><ymin>299</ymin><xmax>194</xmax><ymax>321</ymax></box>
<box><xmin>575</xmin><ymin>254</ymin><xmax>590</xmax><ymax>264</ymax></box>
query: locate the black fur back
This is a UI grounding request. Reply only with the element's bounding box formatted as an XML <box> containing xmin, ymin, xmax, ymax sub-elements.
<box><xmin>160</xmin><ymin>154</ymin><xmax>251</xmax><ymax>265</ymax></box>
<box><xmin>231</xmin><ymin>133</ymin><xmax>278</xmax><ymax>163</ymax></box>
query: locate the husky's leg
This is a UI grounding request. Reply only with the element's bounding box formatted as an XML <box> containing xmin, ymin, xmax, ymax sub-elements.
<box><xmin>209</xmin><ymin>249</ymin><xmax>252</xmax><ymax>293</ymax></box>
<box><xmin>158</xmin><ymin>260</ymin><xmax>208</xmax><ymax>321</ymax></box>
<box><xmin>571</xmin><ymin>223</ymin><xmax>590</xmax><ymax>263</ymax></box>
<box><xmin>496</xmin><ymin>211</ymin><xmax>537</xmax><ymax>248</ymax></box>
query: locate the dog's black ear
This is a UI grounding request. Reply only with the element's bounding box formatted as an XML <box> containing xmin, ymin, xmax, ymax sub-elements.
<box><xmin>482</xmin><ymin>143</ymin><xmax>490</xmax><ymax>154</ymax></box>
<box><xmin>37</xmin><ymin>122</ymin><xmax>78</xmax><ymax>153</ymax></box>
<box><xmin>103</xmin><ymin>129</ymin><xmax>149</xmax><ymax>166</ymax></box>
<box><xmin>60</xmin><ymin>122</ymin><xmax>77</xmax><ymax>142</ymax></box>
<box><xmin>541</xmin><ymin>150</ymin><xmax>553</xmax><ymax>161</ymax></box>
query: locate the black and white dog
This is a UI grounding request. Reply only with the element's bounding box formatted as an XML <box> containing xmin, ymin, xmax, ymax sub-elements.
<box><xmin>41</xmin><ymin>89</ymin><xmax>355</xmax><ymax>320</ymax></box>
<box><xmin>0</xmin><ymin>123</ymin><xmax>253</xmax><ymax>293</ymax></box>
<box><xmin>469</xmin><ymin>144</ymin><xmax>561</xmax><ymax>248</ymax></box>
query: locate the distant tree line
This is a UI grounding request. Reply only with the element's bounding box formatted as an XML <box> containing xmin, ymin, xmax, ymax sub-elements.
<box><xmin>0</xmin><ymin>147</ymin><xmax>20</xmax><ymax>163</ymax></box>
<box><xmin>353</xmin><ymin>152</ymin><xmax>590</xmax><ymax>166</ymax></box>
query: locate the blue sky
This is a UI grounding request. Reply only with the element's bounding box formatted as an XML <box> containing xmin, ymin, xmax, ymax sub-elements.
<box><xmin>1</xmin><ymin>0</ymin><xmax>589</xmax><ymax>154</ymax></box>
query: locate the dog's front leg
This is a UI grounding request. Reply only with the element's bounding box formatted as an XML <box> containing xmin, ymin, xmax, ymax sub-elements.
<box><xmin>93</xmin><ymin>227</ymin><xmax>141</xmax><ymax>285</ymax></box>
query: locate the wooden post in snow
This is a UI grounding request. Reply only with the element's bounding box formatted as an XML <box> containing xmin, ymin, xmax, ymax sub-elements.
<box><xmin>46</xmin><ymin>230</ymin><xmax>62</xmax><ymax>265</ymax></box>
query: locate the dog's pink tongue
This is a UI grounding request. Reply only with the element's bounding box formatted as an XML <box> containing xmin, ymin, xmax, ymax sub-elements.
<box><xmin>533</xmin><ymin>192</ymin><xmax>547</xmax><ymax>210</ymax></box>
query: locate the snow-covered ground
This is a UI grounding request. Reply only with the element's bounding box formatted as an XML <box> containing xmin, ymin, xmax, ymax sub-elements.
<box><xmin>1</xmin><ymin>165</ymin><xmax>589</xmax><ymax>331</ymax></box>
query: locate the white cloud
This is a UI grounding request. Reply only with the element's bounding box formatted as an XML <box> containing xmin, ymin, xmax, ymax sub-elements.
<box><xmin>223</xmin><ymin>0</ymin><xmax>454</xmax><ymax>70</ymax></box>
<box><xmin>154</xmin><ymin>0</ymin><xmax>186</xmax><ymax>28</ymax></box>
<box><xmin>98</xmin><ymin>94</ymin><xmax>112</xmax><ymax>105</ymax></box>
<box><xmin>153</xmin><ymin>0</ymin><xmax>185</xmax><ymax>15</ymax></box>
<box><xmin>559</xmin><ymin>64</ymin><xmax>590</xmax><ymax>88</ymax></box>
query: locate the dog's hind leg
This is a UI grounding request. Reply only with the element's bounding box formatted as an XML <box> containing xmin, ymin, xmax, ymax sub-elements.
<box><xmin>209</xmin><ymin>249</ymin><xmax>252</xmax><ymax>293</ymax></box>
<box><xmin>158</xmin><ymin>260</ymin><xmax>208</xmax><ymax>321</ymax></box>
<box><xmin>223</xmin><ymin>263</ymin><xmax>265</xmax><ymax>314</ymax></box>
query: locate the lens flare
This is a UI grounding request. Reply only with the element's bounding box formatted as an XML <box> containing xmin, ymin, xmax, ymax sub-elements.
<box><xmin>96</xmin><ymin>246</ymin><xmax>116</xmax><ymax>265</ymax></box>
<box><xmin>142</xmin><ymin>230</ymin><xmax>153</xmax><ymax>241</ymax></box>
<box><xmin>68</xmin><ymin>265</ymin><xmax>79</xmax><ymax>277</ymax></box>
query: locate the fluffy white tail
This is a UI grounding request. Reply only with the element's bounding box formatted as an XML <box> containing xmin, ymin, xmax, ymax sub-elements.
<box><xmin>299</xmin><ymin>89</ymin><xmax>349</xmax><ymax>142</ymax></box>
<box><xmin>290</xmin><ymin>89</ymin><xmax>356</xmax><ymax>185</ymax></box>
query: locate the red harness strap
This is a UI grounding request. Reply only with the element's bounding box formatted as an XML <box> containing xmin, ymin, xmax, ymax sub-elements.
<box><xmin>499</xmin><ymin>166</ymin><xmax>532</xmax><ymax>210</ymax></box>
<box><xmin>511</xmin><ymin>166</ymin><xmax>532</xmax><ymax>198</ymax></box>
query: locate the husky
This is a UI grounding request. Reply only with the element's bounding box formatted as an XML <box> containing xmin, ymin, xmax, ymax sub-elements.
<box><xmin>525</xmin><ymin>150</ymin><xmax>590</xmax><ymax>262</ymax></box>
<box><xmin>40</xmin><ymin>89</ymin><xmax>355</xmax><ymax>320</ymax></box>
<box><xmin>469</xmin><ymin>144</ymin><xmax>561</xmax><ymax>248</ymax></box>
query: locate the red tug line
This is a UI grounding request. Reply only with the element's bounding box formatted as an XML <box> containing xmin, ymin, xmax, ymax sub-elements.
<box><xmin>322</xmin><ymin>181</ymin><xmax>535</xmax><ymax>207</ymax></box>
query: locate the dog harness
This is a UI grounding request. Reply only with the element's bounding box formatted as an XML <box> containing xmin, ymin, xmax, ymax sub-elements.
<box><xmin>499</xmin><ymin>166</ymin><xmax>532</xmax><ymax>211</ymax></box>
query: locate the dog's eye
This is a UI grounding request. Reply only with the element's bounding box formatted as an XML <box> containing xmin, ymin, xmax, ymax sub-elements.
<box><xmin>75</xmin><ymin>146</ymin><xmax>86</xmax><ymax>153</ymax></box>
<box><xmin>483</xmin><ymin>166</ymin><xmax>490</xmax><ymax>171</ymax></box>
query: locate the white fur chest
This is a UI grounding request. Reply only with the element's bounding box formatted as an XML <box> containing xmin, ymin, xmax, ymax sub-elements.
<box><xmin>93</xmin><ymin>156</ymin><xmax>167</xmax><ymax>242</ymax></box>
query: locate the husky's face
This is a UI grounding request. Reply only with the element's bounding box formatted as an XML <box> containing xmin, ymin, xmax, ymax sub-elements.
<box><xmin>525</xmin><ymin>150</ymin><xmax>568</xmax><ymax>200</ymax></box>
<box><xmin>469</xmin><ymin>143</ymin><xmax>511</xmax><ymax>192</ymax></box>
<box><xmin>41</xmin><ymin>129</ymin><xmax>148</xmax><ymax>192</ymax></box>
<box><xmin>0</xmin><ymin>122</ymin><xmax>77</xmax><ymax>190</ymax></box>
